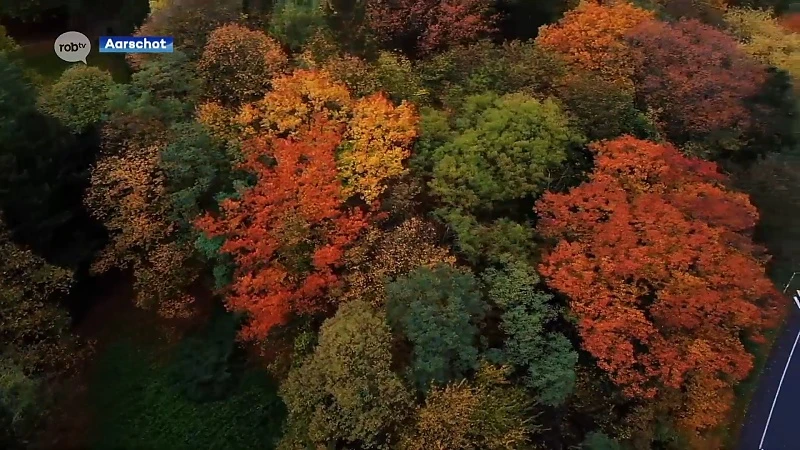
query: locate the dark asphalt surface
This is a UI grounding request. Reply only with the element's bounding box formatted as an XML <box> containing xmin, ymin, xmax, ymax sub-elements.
<box><xmin>737</xmin><ymin>292</ymin><xmax>800</xmax><ymax>450</ymax></box>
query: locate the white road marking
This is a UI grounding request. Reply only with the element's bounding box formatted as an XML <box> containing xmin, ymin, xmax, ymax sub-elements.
<box><xmin>795</xmin><ymin>294</ymin><xmax>800</xmax><ymax>310</ymax></box>
<box><xmin>759</xmin><ymin>328</ymin><xmax>800</xmax><ymax>449</ymax></box>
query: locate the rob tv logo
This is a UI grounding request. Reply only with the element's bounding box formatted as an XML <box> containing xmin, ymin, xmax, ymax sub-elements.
<box><xmin>54</xmin><ymin>31</ymin><xmax>91</xmax><ymax>64</ymax></box>
<box><xmin>59</xmin><ymin>41</ymin><xmax>87</xmax><ymax>52</ymax></box>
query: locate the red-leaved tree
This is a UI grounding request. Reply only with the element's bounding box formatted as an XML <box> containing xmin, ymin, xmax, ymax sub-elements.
<box><xmin>195</xmin><ymin>119</ymin><xmax>369</xmax><ymax>340</ymax></box>
<box><xmin>627</xmin><ymin>18</ymin><xmax>767</xmax><ymax>145</ymax></box>
<box><xmin>536</xmin><ymin>136</ymin><xmax>783</xmax><ymax>431</ymax></box>
<box><xmin>366</xmin><ymin>0</ymin><xmax>497</xmax><ymax>55</ymax></box>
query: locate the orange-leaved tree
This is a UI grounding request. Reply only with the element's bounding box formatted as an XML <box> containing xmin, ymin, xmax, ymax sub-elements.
<box><xmin>199</xmin><ymin>69</ymin><xmax>420</xmax><ymax>203</ymax></box>
<box><xmin>86</xmin><ymin>117</ymin><xmax>198</xmax><ymax>319</ymax></box>
<box><xmin>241</xmin><ymin>69</ymin><xmax>354</xmax><ymax>138</ymax></box>
<box><xmin>535</xmin><ymin>0</ymin><xmax>655</xmax><ymax>86</ymax></box>
<box><xmin>199</xmin><ymin>69</ymin><xmax>354</xmax><ymax>143</ymax></box>
<box><xmin>536</xmin><ymin>136</ymin><xmax>783</xmax><ymax>432</ymax></box>
<box><xmin>195</xmin><ymin>119</ymin><xmax>369</xmax><ymax>341</ymax></box>
<box><xmin>780</xmin><ymin>12</ymin><xmax>800</xmax><ymax>33</ymax></box>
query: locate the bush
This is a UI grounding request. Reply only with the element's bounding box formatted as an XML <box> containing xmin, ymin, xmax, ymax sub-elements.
<box><xmin>38</xmin><ymin>66</ymin><xmax>115</xmax><ymax>133</ymax></box>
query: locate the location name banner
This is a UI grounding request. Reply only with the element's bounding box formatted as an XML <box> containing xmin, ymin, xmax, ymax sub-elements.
<box><xmin>99</xmin><ymin>36</ymin><xmax>174</xmax><ymax>53</ymax></box>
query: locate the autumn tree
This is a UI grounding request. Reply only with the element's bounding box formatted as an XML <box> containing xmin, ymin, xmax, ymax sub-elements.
<box><xmin>86</xmin><ymin>140</ymin><xmax>199</xmax><ymax>318</ymax></box>
<box><xmin>535</xmin><ymin>0</ymin><xmax>655</xmax><ymax>85</ymax></box>
<box><xmin>202</xmin><ymin>69</ymin><xmax>419</xmax><ymax>203</ymax></box>
<box><xmin>0</xmin><ymin>217</ymin><xmax>78</xmax><ymax>375</ymax></box>
<box><xmin>341</xmin><ymin>217</ymin><xmax>455</xmax><ymax>305</ymax></box>
<box><xmin>386</xmin><ymin>264</ymin><xmax>488</xmax><ymax>391</ymax></box>
<box><xmin>252</xmin><ymin>69</ymin><xmax>332</xmax><ymax>129</ymax></box>
<box><xmin>482</xmin><ymin>261</ymin><xmax>577</xmax><ymax>406</ymax></box>
<box><xmin>399</xmin><ymin>364</ymin><xmax>535</xmax><ymax>450</ymax></box>
<box><xmin>38</xmin><ymin>65</ymin><xmax>115</xmax><ymax>133</ymax></box>
<box><xmin>725</xmin><ymin>8</ymin><xmax>800</xmax><ymax>86</ymax></box>
<box><xmin>129</xmin><ymin>0</ymin><xmax>243</xmax><ymax>68</ymax></box>
<box><xmin>340</xmin><ymin>93</ymin><xmax>418</xmax><ymax>201</ymax></box>
<box><xmin>238</xmin><ymin>69</ymin><xmax>353</xmax><ymax>138</ymax></box>
<box><xmin>279</xmin><ymin>300</ymin><xmax>413</xmax><ymax>449</ymax></box>
<box><xmin>195</xmin><ymin>121</ymin><xmax>369</xmax><ymax>341</ymax></box>
<box><xmin>366</xmin><ymin>0</ymin><xmax>497</xmax><ymax>55</ymax></box>
<box><xmin>86</xmin><ymin>52</ymin><xmax>206</xmax><ymax>318</ymax></box>
<box><xmin>626</xmin><ymin>18</ymin><xmax>781</xmax><ymax>159</ymax></box>
<box><xmin>197</xmin><ymin>24</ymin><xmax>288</xmax><ymax>105</ymax></box>
<box><xmin>536</xmin><ymin>136</ymin><xmax>784</xmax><ymax>432</ymax></box>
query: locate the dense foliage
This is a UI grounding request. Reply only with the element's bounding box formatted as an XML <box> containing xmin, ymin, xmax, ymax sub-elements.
<box><xmin>537</xmin><ymin>136</ymin><xmax>782</xmax><ymax>433</ymax></box>
<box><xmin>196</xmin><ymin>121</ymin><xmax>370</xmax><ymax>340</ymax></box>
<box><xmin>279</xmin><ymin>300</ymin><xmax>412</xmax><ymax>449</ymax></box>
<box><xmin>386</xmin><ymin>265</ymin><xmax>487</xmax><ymax>391</ymax></box>
<box><xmin>1</xmin><ymin>0</ymin><xmax>798</xmax><ymax>449</ymax></box>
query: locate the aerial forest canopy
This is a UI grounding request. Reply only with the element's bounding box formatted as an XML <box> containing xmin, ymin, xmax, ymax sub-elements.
<box><xmin>1</xmin><ymin>0</ymin><xmax>799</xmax><ymax>449</ymax></box>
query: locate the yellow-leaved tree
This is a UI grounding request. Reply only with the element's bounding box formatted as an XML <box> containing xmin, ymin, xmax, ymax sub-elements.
<box><xmin>197</xmin><ymin>68</ymin><xmax>420</xmax><ymax>203</ymax></box>
<box><xmin>340</xmin><ymin>93</ymin><xmax>418</xmax><ymax>201</ymax></box>
<box><xmin>725</xmin><ymin>8</ymin><xmax>800</xmax><ymax>86</ymax></box>
<box><xmin>341</xmin><ymin>217</ymin><xmax>456</xmax><ymax>305</ymax></box>
<box><xmin>399</xmin><ymin>364</ymin><xmax>536</xmax><ymax>450</ymax></box>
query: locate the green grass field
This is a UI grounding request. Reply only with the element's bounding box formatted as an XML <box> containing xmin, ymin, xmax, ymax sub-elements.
<box><xmin>88</xmin><ymin>309</ymin><xmax>286</xmax><ymax>450</ymax></box>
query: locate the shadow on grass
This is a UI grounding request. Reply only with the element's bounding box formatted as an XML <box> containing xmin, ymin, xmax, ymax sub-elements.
<box><xmin>88</xmin><ymin>309</ymin><xmax>286</xmax><ymax>450</ymax></box>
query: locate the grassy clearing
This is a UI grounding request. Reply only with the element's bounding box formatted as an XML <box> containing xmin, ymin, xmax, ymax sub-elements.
<box><xmin>87</xmin><ymin>309</ymin><xmax>286</xmax><ymax>450</ymax></box>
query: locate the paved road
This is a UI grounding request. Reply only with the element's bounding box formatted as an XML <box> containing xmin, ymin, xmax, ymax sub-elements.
<box><xmin>737</xmin><ymin>290</ymin><xmax>800</xmax><ymax>450</ymax></box>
